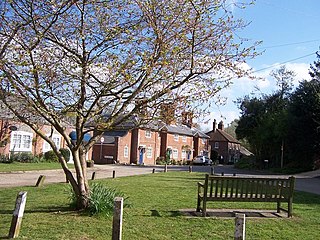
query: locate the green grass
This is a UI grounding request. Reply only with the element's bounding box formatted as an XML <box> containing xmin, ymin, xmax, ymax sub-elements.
<box><xmin>0</xmin><ymin>162</ymin><xmax>74</xmax><ymax>172</ymax></box>
<box><xmin>0</xmin><ymin>171</ymin><xmax>319</xmax><ymax>239</ymax></box>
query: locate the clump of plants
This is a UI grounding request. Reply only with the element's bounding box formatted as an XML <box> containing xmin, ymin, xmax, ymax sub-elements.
<box><xmin>10</xmin><ymin>152</ymin><xmax>39</xmax><ymax>163</ymax></box>
<box><xmin>44</xmin><ymin>150</ymin><xmax>59</xmax><ymax>162</ymax></box>
<box><xmin>68</xmin><ymin>182</ymin><xmax>130</xmax><ymax>217</ymax></box>
<box><xmin>234</xmin><ymin>156</ymin><xmax>256</xmax><ymax>169</ymax></box>
<box><xmin>0</xmin><ymin>154</ymin><xmax>12</xmax><ymax>163</ymax></box>
<box><xmin>59</xmin><ymin>148</ymin><xmax>70</xmax><ymax>162</ymax></box>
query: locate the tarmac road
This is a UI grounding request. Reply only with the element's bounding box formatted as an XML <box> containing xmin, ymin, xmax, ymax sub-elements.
<box><xmin>0</xmin><ymin>164</ymin><xmax>319</xmax><ymax>195</ymax></box>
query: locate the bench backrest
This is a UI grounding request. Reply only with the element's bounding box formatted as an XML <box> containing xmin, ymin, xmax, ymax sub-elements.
<box><xmin>203</xmin><ymin>174</ymin><xmax>295</xmax><ymax>201</ymax></box>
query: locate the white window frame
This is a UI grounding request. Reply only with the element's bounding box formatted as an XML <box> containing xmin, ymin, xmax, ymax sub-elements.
<box><xmin>10</xmin><ymin>131</ymin><xmax>33</xmax><ymax>152</ymax></box>
<box><xmin>146</xmin><ymin>147</ymin><xmax>152</xmax><ymax>158</ymax></box>
<box><xmin>214</xmin><ymin>142</ymin><xmax>219</xmax><ymax>149</ymax></box>
<box><xmin>172</xmin><ymin>149</ymin><xmax>178</xmax><ymax>159</ymax></box>
<box><xmin>174</xmin><ymin>134</ymin><xmax>179</xmax><ymax>141</ymax></box>
<box><xmin>124</xmin><ymin>146</ymin><xmax>129</xmax><ymax>158</ymax></box>
<box><xmin>182</xmin><ymin>135</ymin><xmax>187</xmax><ymax>142</ymax></box>
<box><xmin>145</xmin><ymin>130</ymin><xmax>151</xmax><ymax>138</ymax></box>
<box><xmin>181</xmin><ymin>150</ymin><xmax>186</xmax><ymax>159</ymax></box>
<box><xmin>43</xmin><ymin>134</ymin><xmax>61</xmax><ymax>152</ymax></box>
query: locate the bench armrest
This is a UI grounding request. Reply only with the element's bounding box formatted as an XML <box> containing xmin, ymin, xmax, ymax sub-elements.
<box><xmin>198</xmin><ymin>182</ymin><xmax>204</xmax><ymax>194</ymax></box>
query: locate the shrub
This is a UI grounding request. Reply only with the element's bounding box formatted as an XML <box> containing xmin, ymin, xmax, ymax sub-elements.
<box><xmin>68</xmin><ymin>182</ymin><xmax>130</xmax><ymax>217</ymax></box>
<box><xmin>0</xmin><ymin>154</ymin><xmax>12</xmax><ymax>163</ymax></box>
<box><xmin>234</xmin><ymin>156</ymin><xmax>256</xmax><ymax>169</ymax></box>
<box><xmin>60</xmin><ymin>148</ymin><xmax>70</xmax><ymax>162</ymax></box>
<box><xmin>44</xmin><ymin>150</ymin><xmax>59</xmax><ymax>162</ymax></box>
<box><xmin>10</xmin><ymin>152</ymin><xmax>36</xmax><ymax>163</ymax></box>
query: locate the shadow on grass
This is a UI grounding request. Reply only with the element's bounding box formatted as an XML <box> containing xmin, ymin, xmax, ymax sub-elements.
<box><xmin>0</xmin><ymin>206</ymin><xmax>74</xmax><ymax>215</ymax></box>
<box><xmin>293</xmin><ymin>191</ymin><xmax>320</xmax><ymax>205</ymax></box>
<box><xmin>149</xmin><ymin>210</ymin><xmax>183</xmax><ymax>218</ymax></box>
<box><xmin>179</xmin><ymin>209</ymin><xmax>288</xmax><ymax>218</ymax></box>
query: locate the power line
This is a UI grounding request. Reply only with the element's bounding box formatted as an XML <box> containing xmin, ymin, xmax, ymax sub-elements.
<box><xmin>258</xmin><ymin>39</ymin><xmax>320</xmax><ymax>50</ymax></box>
<box><xmin>252</xmin><ymin>52</ymin><xmax>316</xmax><ymax>73</ymax></box>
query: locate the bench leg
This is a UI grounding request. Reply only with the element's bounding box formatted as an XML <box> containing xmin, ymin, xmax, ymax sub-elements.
<box><xmin>196</xmin><ymin>196</ymin><xmax>201</xmax><ymax>212</ymax></box>
<box><xmin>202</xmin><ymin>201</ymin><xmax>207</xmax><ymax>217</ymax></box>
<box><xmin>277</xmin><ymin>201</ymin><xmax>281</xmax><ymax>213</ymax></box>
<box><xmin>288</xmin><ymin>199</ymin><xmax>293</xmax><ymax>217</ymax></box>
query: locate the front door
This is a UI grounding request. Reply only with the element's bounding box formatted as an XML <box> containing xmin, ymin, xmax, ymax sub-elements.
<box><xmin>139</xmin><ymin>148</ymin><xmax>144</xmax><ymax>165</ymax></box>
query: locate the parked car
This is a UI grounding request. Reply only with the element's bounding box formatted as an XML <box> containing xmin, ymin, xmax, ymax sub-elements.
<box><xmin>192</xmin><ymin>156</ymin><xmax>213</xmax><ymax>165</ymax></box>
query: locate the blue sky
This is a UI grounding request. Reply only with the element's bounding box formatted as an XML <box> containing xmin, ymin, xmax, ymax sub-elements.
<box><xmin>199</xmin><ymin>0</ymin><xmax>320</xmax><ymax>131</ymax></box>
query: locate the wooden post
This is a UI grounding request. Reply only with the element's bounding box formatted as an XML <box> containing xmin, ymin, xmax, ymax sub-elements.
<box><xmin>210</xmin><ymin>167</ymin><xmax>214</xmax><ymax>175</ymax></box>
<box><xmin>112</xmin><ymin>197</ymin><xmax>124</xmax><ymax>240</ymax></box>
<box><xmin>189</xmin><ymin>165</ymin><xmax>192</xmax><ymax>173</ymax></box>
<box><xmin>152</xmin><ymin>168</ymin><xmax>155</xmax><ymax>173</ymax></box>
<box><xmin>164</xmin><ymin>164</ymin><xmax>168</xmax><ymax>172</ymax></box>
<box><xmin>35</xmin><ymin>175</ymin><xmax>46</xmax><ymax>187</ymax></box>
<box><xmin>234</xmin><ymin>213</ymin><xmax>246</xmax><ymax>240</ymax></box>
<box><xmin>113</xmin><ymin>170</ymin><xmax>116</xmax><ymax>178</ymax></box>
<box><xmin>91</xmin><ymin>172</ymin><xmax>96</xmax><ymax>180</ymax></box>
<box><xmin>8</xmin><ymin>192</ymin><xmax>27</xmax><ymax>239</ymax></box>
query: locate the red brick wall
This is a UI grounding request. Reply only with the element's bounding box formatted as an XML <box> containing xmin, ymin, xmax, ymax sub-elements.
<box><xmin>117</xmin><ymin>131</ymin><xmax>132</xmax><ymax>164</ymax></box>
<box><xmin>135</xmin><ymin>129</ymin><xmax>161</xmax><ymax>165</ymax></box>
<box><xmin>165</xmin><ymin>133</ymin><xmax>193</xmax><ymax>161</ymax></box>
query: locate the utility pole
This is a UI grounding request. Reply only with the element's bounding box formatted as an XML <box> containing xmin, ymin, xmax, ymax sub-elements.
<box><xmin>280</xmin><ymin>139</ymin><xmax>284</xmax><ymax>169</ymax></box>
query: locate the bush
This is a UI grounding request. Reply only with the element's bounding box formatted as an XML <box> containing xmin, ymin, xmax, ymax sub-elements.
<box><xmin>10</xmin><ymin>152</ymin><xmax>36</xmax><ymax>163</ymax></box>
<box><xmin>60</xmin><ymin>148</ymin><xmax>70</xmax><ymax>162</ymax></box>
<box><xmin>234</xmin><ymin>156</ymin><xmax>256</xmax><ymax>169</ymax></box>
<box><xmin>68</xmin><ymin>182</ymin><xmax>130</xmax><ymax>217</ymax></box>
<box><xmin>156</xmin><ymin>157</ymin><xmax>172</xmax><ymax>165</ymax></box>
<box><xmin>0</xmin><ymin>154</ymin><xmax>12</xmax><ymax>163</ymax></box>
<box><xmin>44</xmin><ymin>150</ymin><xmax>59</xmax><ymax>162</ymax></box>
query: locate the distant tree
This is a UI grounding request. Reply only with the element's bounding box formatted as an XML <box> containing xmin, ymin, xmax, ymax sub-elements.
<box><xmin>270</xmin><ymin>65</ymin><xmax>295</xmax><ymax>99</ymax></box>
<box><xmin>0</xmin><ymin>0</ymin><xmax>259</xmax><ymax>209</ymax></box>
<box><xmin>286</xmin><ymin>52</ymin><xmax>320</xmax><ymax>169</ymax></box>
<box><xmin>236</xmin><ymin>65</ymin><xmax>296</xmax><ymax>167</ymax></box>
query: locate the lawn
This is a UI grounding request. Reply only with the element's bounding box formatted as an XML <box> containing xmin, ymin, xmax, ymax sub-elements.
<box><xmin>0</xmin><ymin>171</ymin><xmax>319</xmax><ymax>239</ymax></box>
<box><xmin>0</xmin><ymin>162</ymin><xmax>74</xmax><ymax>172</ymax></box>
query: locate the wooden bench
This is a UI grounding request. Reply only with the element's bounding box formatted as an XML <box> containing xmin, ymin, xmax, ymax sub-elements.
<box><xmin>196</xmin><ymin>174</ymin><xmax>295</xmax><ymax>217</ymax></box>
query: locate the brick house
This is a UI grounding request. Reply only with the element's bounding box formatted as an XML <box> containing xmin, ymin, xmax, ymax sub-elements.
<box><xmin>91</xmin><ymin>121</ymin><xmax>210</xmax><ymax>165</ymax></box>
<box><xmin>206</xmin><ymin>119</ymin><xmax>241</xmax><ymax>164</ymax></box>
<box><xmin>0</xmin><ymin>118</ymin><xmax>76</xmax><ymax>160</ymax></box>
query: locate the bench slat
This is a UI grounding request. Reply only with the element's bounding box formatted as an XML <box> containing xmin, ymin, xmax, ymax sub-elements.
<box><xmin>196</xmin><ymin>174</ymin><xmax>295</xmax><ymax>217</ymax></box>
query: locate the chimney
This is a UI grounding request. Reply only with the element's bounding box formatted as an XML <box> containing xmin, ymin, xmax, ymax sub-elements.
<box><xmin>182</xmin><ymin>111</ymin><xmax>193</xmax><ymax>128</ymax></box>
<box><xmin>218</xmin><ymin>120</ymin><xmax>224</xmax><ymax>131</ymax></box>
<box><xmin>213</xmin><ymin>119</ymin><xmax>217</xmax><ymax>132</ymax></box>
<box><xmin>160</xmin><ymin>103</ymin><xmax>176</xmax><ymax>124</ymax></box>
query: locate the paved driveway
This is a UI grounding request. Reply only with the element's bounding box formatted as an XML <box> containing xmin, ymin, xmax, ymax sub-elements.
<box><xmin>1</xmin><ymin>164</ymin><xmax>319</xmax><ymax>195</ymax></box>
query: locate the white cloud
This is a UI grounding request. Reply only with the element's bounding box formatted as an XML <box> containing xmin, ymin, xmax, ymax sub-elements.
<box><xmin>195</xmin><ymin>61</ymin><xmax>312</xmax><ymax>131</ymax></box>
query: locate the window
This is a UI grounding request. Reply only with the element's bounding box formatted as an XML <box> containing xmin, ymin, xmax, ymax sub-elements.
<box><xmin>181</xmin><ymin>150</ymin><xmax>186</xmax><ymax>159</ymax></box>
<box><xmin>214</xmin><ymin>142</ymin><xmax>219</xmax><ymax>149</ymax></box>
<box><xmin>124</xmin><ymin>146</ymin><xmax>129</xmax><ymax>158</ymax></box>
<box><xmin>145</xmin><ymin>130</ymin><xmax>151</xmax><ymax>138</ymax></box>
<box><xmin>10</xmin><ymin>131</ymin><xmax>33</xmax><ymax>152</ymax></box>
<box><xmin>43</xmin><ymin>134</ymin><xmax>61</xmax><ymax>152</ymax></box>
<box><xmin>182</xmin><ymin>135</ymin><xmax>187</xmax><ymax>142</ymax></box>
<box><xmin>172</xmin><ymin>149</ymin><xmax>178</xmax><ymax>159</ymax></box>
<box><xmin>174</xmin><ymin>134</ymin><xmax>179</xmax><ymax>141</ymax></box>
<box><xmin>146</xmin><ymin>147</ymin><xmax>152</xmax><ymax>158</ymax></box>
<box><xmin>201</xmin><ymin>138</ymin><xmax>206</xmax><ymax>144</ymax></box>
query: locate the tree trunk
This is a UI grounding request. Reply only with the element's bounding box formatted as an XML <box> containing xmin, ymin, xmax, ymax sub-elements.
<box><xmin>66</xmin><ymin>149</ymin><xmax>90</xmax><ymax>210</ymax></box>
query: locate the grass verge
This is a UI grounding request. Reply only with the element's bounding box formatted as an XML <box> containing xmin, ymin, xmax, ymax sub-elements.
<box><xmin>0</xmin><ymin>162</ymin><xmax>74</xmax><ymax>172</ymax></box>
<box><xmin>0</xmin><ymin>171</ymin><xmax>319</xmax><ymax>239</ymax></box>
